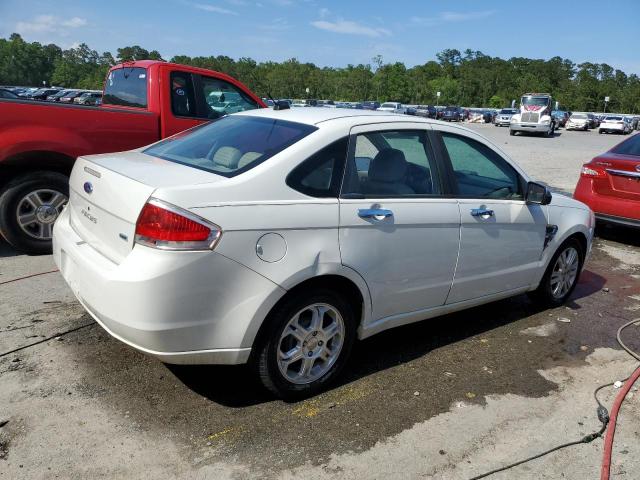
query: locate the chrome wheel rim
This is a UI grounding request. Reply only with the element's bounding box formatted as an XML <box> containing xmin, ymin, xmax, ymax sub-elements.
<box><xmin>550</xmin><ymin>247</ymin><xmax>579</xmax><ymax>299</ymax></box>
<box><xmin>277</xmin><ymin>303</ymin><xmax>345</xmax><ymax>385</ymax></box>
<box><xmin>16</xmin><ymin>189</ymin><xmax>67</xmax><ymax>240</ymax></box>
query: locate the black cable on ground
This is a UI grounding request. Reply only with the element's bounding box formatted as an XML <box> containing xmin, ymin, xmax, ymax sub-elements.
<box><xmin>467</xmin><ymin>318</ymin><xmax>640</xmax><ymax>480</ymax></box>
<box><xmin>0</xmin><ymin>269</ymin><xmax>59</xmax><ymax>286</ymax></box>
<box><xmin>0</xmin><ymin>322</ymin><xmax>94</xmax><ymax>358</ymax></box>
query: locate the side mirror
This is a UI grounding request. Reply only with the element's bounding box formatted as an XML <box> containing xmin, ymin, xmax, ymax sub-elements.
<box><xmin>526</xmin><ymin>181</ymin><xmax>552</xmax><ymax>205</ymax></box>
<box><xmin>273</xmin><ymin>100</ymin><xmax>290</xmax><ymax>111</ymax></box>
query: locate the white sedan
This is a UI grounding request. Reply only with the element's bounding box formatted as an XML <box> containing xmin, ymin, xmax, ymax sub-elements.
<box><xmin>53</xmin><ymin>108</ymin><xmax>594</xmax><ymax>399</ymax></box>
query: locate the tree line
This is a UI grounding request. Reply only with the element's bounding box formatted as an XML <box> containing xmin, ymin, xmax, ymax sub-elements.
<box><xmin>1</xmin><ymin>33</ymin><xmax>639</xmax><ymax>113</ymax></box>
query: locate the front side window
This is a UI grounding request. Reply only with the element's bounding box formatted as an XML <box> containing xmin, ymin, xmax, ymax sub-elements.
<box><xmin>343</xmin><ymin>130</ymin><xmax>439</xmax><ymax>197</ymax></box>
<box><xmin>144</xmin><ymin>115</ymin><xmax>317</xmax><ymax>177</ymax></box>
<box><xmin>201</xmin><ymin>76</ymin><xmax>260</xmax><ymax>119</ymax></box>
<box><xmin>441</xmin><ymin>132</ymin><xmax>522</xmax><ymax>200</ymax></box>
<box><xmin>103</xmin><ymin>67</ymin><xmax>147</xmax><ymax>108</ymax></box>
<box><xmin>287</xmin><ymin>138</ymin><xmax>348</xmax><ymax>197</ymax></box>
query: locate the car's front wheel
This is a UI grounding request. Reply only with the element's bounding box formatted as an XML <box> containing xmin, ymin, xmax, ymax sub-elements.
<box><xmin>254</xmin><ymin>288</ymin><xmax>356</xmax><ymax>399</ymax></box>
<box><xmin>530</xmin><ymin>238</ymin><xmax>584</xmax><ymax>307</ymax></box>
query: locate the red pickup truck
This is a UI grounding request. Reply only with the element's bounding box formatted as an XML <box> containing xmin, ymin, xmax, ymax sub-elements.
<box><xmin>0</xmin><ymin>60</ymin><xmax>266</xmax><ymax>254</ymax></box>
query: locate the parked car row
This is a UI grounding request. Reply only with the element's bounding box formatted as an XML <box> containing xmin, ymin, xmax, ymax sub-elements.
<box><xmin>0</xmin><ymin>85</ymin><xmax>103</xmax><ymax>106</ymax></box>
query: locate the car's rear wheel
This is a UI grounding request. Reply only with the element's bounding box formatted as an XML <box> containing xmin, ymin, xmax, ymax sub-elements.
<box><xmin>530</xmin><ymin>238</ymin><xmax>584</xmax><ymax>307</ymax></box>
<box><xmin>254</xmin><ymin>288</ymin><xmax>356</xmax><ymax>400</ymax></box>
<box><xmin>509</xmin><ymin>129</ymin><xmax>516</xmax><ymax>136</ymax></box>
<box><xmin>0</xmin><ymin>171</ymin><xmax>69</xmax><ymax>255</ymax></box>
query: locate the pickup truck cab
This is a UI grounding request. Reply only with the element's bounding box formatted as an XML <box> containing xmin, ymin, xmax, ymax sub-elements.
<box><xmin>0</xmin><ymin>60</ymin><xmax>266</xmax><ymax>253</ymax></box>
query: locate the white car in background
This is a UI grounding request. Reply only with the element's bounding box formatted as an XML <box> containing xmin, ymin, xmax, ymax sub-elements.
<box><xmin>566</xmin><ymin>113</ymin><xmax>590</xmax><ymax>131</ymax></box>
<box><xmin>599</xmin><ymin>116</ymin><xmax>631</xmax><ymax>134</ymax></box>
<box><xmin>53</xmin><ymin>109</ymin><xmax>594</xmax><ymax>399</ymax></box>
<box><xmin>377</xmin><ymin>102</ymin><xmax>406</xmax><ymax>114</ymax></box>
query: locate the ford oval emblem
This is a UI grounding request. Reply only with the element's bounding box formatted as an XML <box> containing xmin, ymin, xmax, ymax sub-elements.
<box><xmin>83</xmin><ymin>181</ymin><xmax>93</xmax><ymax>194</ymax></box>
<box><xmin>636</xmin><ymin>165</ymin><xmax>640</xmax><ymax>173</ymax></box>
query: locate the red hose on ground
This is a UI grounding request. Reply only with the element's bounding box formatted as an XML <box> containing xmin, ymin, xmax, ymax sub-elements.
<box><xmin>600</xmin><ymin>365</ymin><xmax>640</xmax><ymax>480</ymax></box>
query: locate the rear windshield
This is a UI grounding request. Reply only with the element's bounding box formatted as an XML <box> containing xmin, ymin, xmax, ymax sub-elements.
<box><xmin>605</xmin><ymin>116</ymin><xmax>623</xmax><ymax>121</ymax></box>
<box><xmin>611</xmin><ymin>134</ymin><xmax>640</xmax><ymax>156</ymax></box>
<box><xmin>143</xmin><ymin>115</ymin><xmax>317</xmax><ymax>177</ymax></box>
<box><xmin>571</xmin><ymin>114</ymin><xmax>587</xmax><ymax>119</ymax></box>
<box><xmin>103</xmin><ymin>67</ymin><xmax>147</xmax><ymax>108</ymax></box>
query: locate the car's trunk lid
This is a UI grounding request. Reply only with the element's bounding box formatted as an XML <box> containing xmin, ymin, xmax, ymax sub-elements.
<box><xmin>592</xmin><ymin>154</ymin><xmax>640</xmax><ymax>199</ymax></box>
<box><xmin>68</xmin><ymin>151</ymin><xmax>224</xmax><ymax>264</ymax></box>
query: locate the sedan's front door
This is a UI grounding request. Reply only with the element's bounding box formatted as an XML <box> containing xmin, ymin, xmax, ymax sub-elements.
<box><xmin>436</xmin><ymin>130</ymin><xmax>547</xmax><ymax>304</ymax></box>
<box><xmin>338</xmin><ymin>124</ymin><xmax>461</xmax><ymax>325</ymax></box>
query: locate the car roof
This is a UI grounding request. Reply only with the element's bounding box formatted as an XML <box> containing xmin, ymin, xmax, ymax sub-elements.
<box><xmin>235</xmin><ymin>107</ymin><xmax>430</xmax><ymax>126</ymax></box>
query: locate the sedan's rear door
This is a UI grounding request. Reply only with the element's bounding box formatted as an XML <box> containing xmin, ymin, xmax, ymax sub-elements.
<box><xmin>338</xmin><ymin>123</ymin><xmax>461</xmax><ymax>330</ymax></box>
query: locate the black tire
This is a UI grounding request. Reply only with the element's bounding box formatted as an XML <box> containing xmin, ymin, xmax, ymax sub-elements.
<box><xmin>509</xmin><ymin>129</ymin><xmax>516</xmax><ymax>136</ymax></box>
<box><xmin>529</xmin><ymin>238</ymin><xmax>584</xmax><ymax>308</ymax></box>
<box><xmin>253</xmin><ymin>288</ymin><xmax>356</xmax><ymax>400</ymax></box>
<box><xmin>0</xmin><ymin>171</ymin><xmax>69</xmax><ymax>255</ymax></box>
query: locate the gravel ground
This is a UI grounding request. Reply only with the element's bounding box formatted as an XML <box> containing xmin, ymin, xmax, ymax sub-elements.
<box><xmin>1</xmin><ymin>125</ymin><xmax>639</xmax><ymax>479</ymax></box>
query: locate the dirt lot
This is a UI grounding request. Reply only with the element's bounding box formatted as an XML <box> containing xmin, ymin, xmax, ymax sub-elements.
<box><xmin>1</xmin><ymin>126</ymin><xmax>639</xmax><ymax>479</ymax></box>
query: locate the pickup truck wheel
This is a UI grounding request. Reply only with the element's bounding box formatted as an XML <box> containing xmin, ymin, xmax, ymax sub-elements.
<box><xmin>253</xmin><ymin>288</ymin><xmax>356</xmax><ymax>400</ymax></box>
<box><xmin>0</xmin><ymin>171</ymin><xmax>69</xmax><ymax>255</ymax></box>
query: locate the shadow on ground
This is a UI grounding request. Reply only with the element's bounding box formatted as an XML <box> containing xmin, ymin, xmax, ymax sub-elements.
<box><xmin>170</xmin><ymin>267</ymin><xmax>605</xmax><ymax>408</ymax></box>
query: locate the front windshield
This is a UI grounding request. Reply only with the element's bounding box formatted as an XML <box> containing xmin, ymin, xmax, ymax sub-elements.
<box><xmin>521</xmin><ymin>96</ymin><xmax>549</xmax><ymax>107</ymax></box>
<box><xmin>381</xmin><ymin>103</ymin><xmax>396</xmax><ymax>108</ymax></box>
<box><xmin>499</xmin><ymin>109</ymin><xmax>516</xmax><ymax>114</ymax></box>
<box><xmin>571</xmin><ymin>114</ymin><xmax>587</xmax><ymax>119</ymax></box>
<box><xmin>605</xmin><ymin>116</ymin><xmax>622</xmax><ymax>121</ymax></box>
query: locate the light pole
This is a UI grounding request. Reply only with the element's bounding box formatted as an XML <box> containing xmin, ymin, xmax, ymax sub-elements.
<box><xmin>604</xmin><ymin>96</ymin><xmax>609</xmax><ymax>114</ymax></box>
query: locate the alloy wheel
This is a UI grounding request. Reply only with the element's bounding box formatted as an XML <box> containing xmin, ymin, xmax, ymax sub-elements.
<box><xmin>277</xmin><ymin>303</ymin><xmax>345</xmax><ymax>385</ymax></box>
<box><xmin>16</xmin><ymin>189</ymin><xmax>67</xmax><ymax>240</ymax></box>
<box><xmin>550</xmin><ymin>247</ymin><xmax>579</xmax><ymax>299</ymax></box>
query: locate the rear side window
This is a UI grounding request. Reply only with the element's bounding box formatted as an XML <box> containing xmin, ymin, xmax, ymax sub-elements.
<box><xmin>287</xmin><ymin>138</ymin><xmax>348</xmax><ymax>197</ymax></box>
<box><xmin>611</xmin><ymin>134</ymin><xmax>640</xmax><ymax>156</ymax></box>
<box><xmin>103</xmin><ymin>67</ymin><xmax>147</xmax><ymax>108</ymax></box>
<box><xmin>144</xmin><ymin>115</ymin><xmax>317</xmax><ymax>177</ymax></box>
<box><xmin>170</xmin><ymin>71</ymin><xmax>196</xmax><ymax>117</ymax></box>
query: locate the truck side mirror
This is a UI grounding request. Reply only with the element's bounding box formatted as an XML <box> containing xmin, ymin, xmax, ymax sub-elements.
<box><xmin>273</xmin><ymin>100</ymin><xmax>290</xmax><ymax>110</ymax></box>
<box><xmin>526</xmin><ymin>181</ymin><xmax>552</xmax><ymax>205</ymax></box>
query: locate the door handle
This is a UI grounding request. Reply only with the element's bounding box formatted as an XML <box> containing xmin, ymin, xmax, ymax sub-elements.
<box><xmin>470</xmin><ymin>208</ymin><xmax>494</xmax><ymax>218</ymax></box>
<box><xmin>358</xmin><ymin>208</ymin><xmax>393</xmax><ymax>220</ymax></box>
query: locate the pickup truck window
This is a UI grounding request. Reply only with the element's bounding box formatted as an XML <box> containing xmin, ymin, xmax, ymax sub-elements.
<box><xmin>103</xmin><ymin>67</ymin><xmax>148</xmax><ymax>108</ymax></box>
<box><xmin>143</xmin><ymin>115</ymin><xmax>317</xmax><ymax>177</ymax></box>
<box><xmin>170</xmin><ymin>71</ymin><xmax>196</xmax><ymax>117</ymax></box>
<box><xmin>201</xmin><ymin>76</ymin><xmax>260</xmax><ymax>118</ymax></box>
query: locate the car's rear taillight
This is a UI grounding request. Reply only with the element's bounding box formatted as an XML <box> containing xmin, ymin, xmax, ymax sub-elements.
<box><xmin>135</xmin><ymin>199</ymin><xmax>221</xmax><ymax>250</ymax></box>
<box><xmin>580</xmin><ymin>165</ymin><xmax>605</xmax><ymax>178</ymax></box>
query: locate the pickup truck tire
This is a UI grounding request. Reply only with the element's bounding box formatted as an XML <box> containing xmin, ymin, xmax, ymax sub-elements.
<box><xmin>0</xmin><ymin>171</ymin><xmax>69</xmax><ymax>255</ymax></box>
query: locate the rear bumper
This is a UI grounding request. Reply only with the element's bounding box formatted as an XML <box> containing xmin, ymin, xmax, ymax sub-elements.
<box><xmin>574</xmin><ymin>179</ymin><xmax>640</xmax><ymax>226</ymax></box>
<box><xmin>595</xmin><ymin>213</ymin><xmax>640</xmax><ymax>228</ymax></box>
<box><xmin>510</xmin><ymin>122</ymin><xmax>550</xmax><ymax>132</ymax></box>
<box><xmin>52</xmin><ymin>207</ymin><xmax>285</xmax><ymax>365</ymax></box>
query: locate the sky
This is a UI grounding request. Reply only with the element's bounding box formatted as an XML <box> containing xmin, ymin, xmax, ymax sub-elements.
<box><xmin>1</xmin><ymin>0</ymin><xmax>638</xmax><ymax>74</ymax></box>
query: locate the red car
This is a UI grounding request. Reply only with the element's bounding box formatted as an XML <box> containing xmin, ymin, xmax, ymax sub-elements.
<box><xmin>574</xmin><ymin>133</ymin><xmax>640</xmax><ymax>228</ymax></box>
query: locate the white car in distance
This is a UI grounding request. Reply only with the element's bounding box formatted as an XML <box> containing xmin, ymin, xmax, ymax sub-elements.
<box><xmin>377</xmin><ymin>102</ymin><xmax>406</xmax><ymax>114</ymax></box>
<box><xmin>598</xmin><ymin>116</ymin><xmax>630</xmax><ymax>135</ymax></box>
<box><xmin>53</xmin><ymin>108</ymin><xmax>594</xmax><ymax>399</ymax></box>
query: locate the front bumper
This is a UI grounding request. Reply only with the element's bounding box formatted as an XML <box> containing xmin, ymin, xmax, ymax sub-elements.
<box><xmin>52</xmin><ymin>207</ymin><xmax>285</xmax><ymax>365</ymax></box>
<box><xmin>510</xmin><ymin>122</ymin><xmax>551</xmax><ymax>132</ymax></box>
